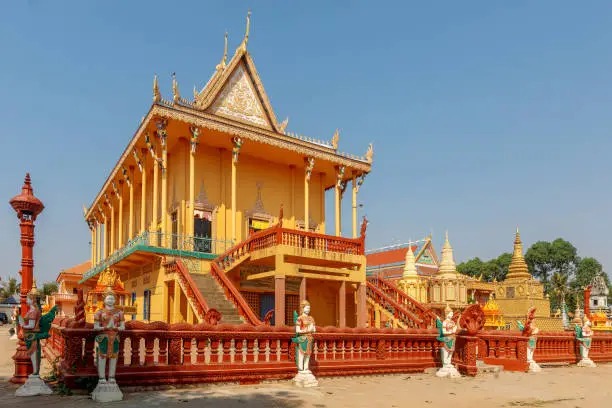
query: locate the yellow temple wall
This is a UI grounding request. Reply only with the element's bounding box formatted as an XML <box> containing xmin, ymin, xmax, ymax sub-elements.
<box><xmin>121</xmin><ymin>260</ymin><xmax>165</xmax><ymax>322</ymax></box>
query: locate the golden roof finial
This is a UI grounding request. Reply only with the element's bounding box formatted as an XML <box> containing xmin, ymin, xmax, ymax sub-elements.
<box><xmin>82</xmin><ymin>204</ymin><xmax>88</xmax><ymax>217</ymax></box>
<box><xmin>216</xmin><ymin>32</ymin><xmax>229</xmax><ymax>71</ymax></box>
<box><xmin>237</xmin><ymin>10</ymin><xmax>251</xmax><ymax>54</ymax></box>
<box><xmin>365</xmin><ymin>143</ymin><xmax>374</xmax><ymax>163</ymax></box>
<box><xmin>193</xmin><ymin>85</ymin><xmax>198</xmax><ymax>100</ymax></box>
<box><xmin>172</xmin><ymin>72</ymin><xmax>180</xmax><ymax>104</ymax></box>
<box><xmin>278</xmin><ymin>116</ymin><xmax>289</xmax><ymax>134</ymax></box>
<box><xmin>28</xmin><ymin>279</ymin><xmax>39</xmax><ymax>300</ymax></box>
<box><xmin>331</xmin><ymin>129</ymin><xmax>340</xmax><ymax>150</ymax></box>
<box><xmin>506</xmin><ymin>227</ymin><xmax>531</xmax><ymax>280</ymax></box>
<box><xmin>153</xmin><ymin>74</ymin><xmax>160</xmax><ymax>103</ymax></box>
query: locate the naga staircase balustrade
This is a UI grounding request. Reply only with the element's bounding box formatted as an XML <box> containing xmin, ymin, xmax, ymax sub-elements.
<box><xmin>366</xmin><ymin>281</ymin><xmax>430</xmax><ymax>329</ymax></box>
<box><xmin>208</xmin><ymin>223</ymin><xmax>366</xmax><ymax>326</ymax></box>
<box><xmin>367</xmin><ymin>276</ymin><xmax>437</xmax><ymax>328</ymax></box>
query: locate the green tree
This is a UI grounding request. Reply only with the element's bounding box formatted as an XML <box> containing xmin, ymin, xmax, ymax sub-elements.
<box><xmin>42</xmin><ymin>282</ymin><xmax>58</xmax><ymax>297</ymax></box>
<box><xmin>571</xmin><ymin>257</ymin><xmax>611</xmax><ymax>304</ymax></box>
<box><xmin>456</xmin><ymin>257</ymin><xmax>484</xmax><ymax>278</ymax></box>
<box><xmin>550</xmin><ymin>272</ymin><xmax>570</xmax><ymax>321</ymax></box>
<box><xmin>525</xmin><ymin>241</ymin><xmax>553</xmax><ymax>283</ymax></box>
<box><xmin>0</xmin><ymin>277</ymin><xmax>20</xmax><ymax>301</ymax></box>
<box><xmin>550</xmin><ymin>238</ymin><xmax>579</xmax><ymax>277</ymax></box>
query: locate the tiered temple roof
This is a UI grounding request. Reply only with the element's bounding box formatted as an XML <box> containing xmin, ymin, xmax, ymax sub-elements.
<box><xmin>366</xmin><ymin>237</ymin><xmax>440</xmax><ymax>278</ymax></box>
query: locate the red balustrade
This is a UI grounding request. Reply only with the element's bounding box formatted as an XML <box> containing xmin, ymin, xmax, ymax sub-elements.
<box><xmin>45</xmin><ymin>318</ymin><xmax>466</xmax><ymax>388</ymax></box>
<box><xmin>477</xmin><ymin>331</ymin><xmax>529</xmax><ymax>372</ymax></box>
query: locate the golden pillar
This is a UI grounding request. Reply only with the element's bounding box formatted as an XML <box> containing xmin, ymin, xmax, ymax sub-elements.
<box><xmin>290</xmin><ymin>165</ymin><xmax>295</xmax><ymax>228</ymax></box>
<box><xmin>102</xmin><ymin>212</ymin><xmax>109</xmax><ymax>258</ymax></box>
<box><xmin>189</xmin><ymin>127</ymin><xmax>199</xmax><ymax>237</ymax></box>
<box><xmin>351</xmin><ymin>176</ymin><xmax>357</xmax><ymax>238</ymax></box>
<box><xmin>90</xmin><ymin>222</ymin><xmax>96</xmax><ymax>266</ymax></box>
<box><xmin>152</xmin><ymin>156</ymin><xmax>159</xmax><ymax>235</ymax></box>
<box><xmin>96</xmin><ymin>217</ymin><xmax>101</xmax><ymax>262</ymax></box>
<box><xmin>231</xmin><ymin>137</ymin><xmax>242</xmax><ymax>242</ymax></box>
<box><xmin>128</xmin><ymin>167</ymin><xmax>134</xmax><ymax>240</ymax></box>
<box><xmin>334</xmin><ymin>166</ymin><xmax>345</xmax><ymax>237</ymax></box>
<box><xmin>139</xmin><ymin>151</ymin><xmax>147</xmax><ymax>234</ymax></box>
<box><xmin>304</xmin><ymin>158</ymin><xmax>314</xmax><ymax>231</ymax></box>
<box><xmin>319</xmin><ymin>172</ymin><xmax>325</xmax><ymax>234</ymax></box>
<box><xmin>110</xmin><ymin>201</ymin><xmax>115</xmax><ymax>253</ymax></box>
<box><xmin>161</xmin><ymin>147</ymin><xmax>168</xmax><ymax>247</ymax></box>
<box><xmin>117</xmin><ymin>184</ymin><xmax>123</xmax><ymax>248</ymax></box>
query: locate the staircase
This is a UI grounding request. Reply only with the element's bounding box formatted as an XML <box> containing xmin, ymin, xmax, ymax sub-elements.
<box><xmin>190</xmin><ymin>273</ymin><xmax>244</xmax><ymax>325</ymax></box>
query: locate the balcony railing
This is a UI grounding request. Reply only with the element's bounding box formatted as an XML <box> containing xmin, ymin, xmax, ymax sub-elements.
<box><xmin>80</xmin><ymin>232</ymin><xmax>233</xmax><ymax>283</ymax></box>
<box><xmin>52</xmin><ymin>293</ymin><xmax>78</xmax><ymax>302</ymax></box>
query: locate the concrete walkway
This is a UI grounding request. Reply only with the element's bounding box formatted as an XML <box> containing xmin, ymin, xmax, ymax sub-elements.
<box><xmin>1</xmin><ymin>326</ymin><xmax>611</xmax><ymax>408</ymax></box>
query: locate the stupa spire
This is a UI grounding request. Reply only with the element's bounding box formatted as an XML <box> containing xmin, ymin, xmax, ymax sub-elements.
<box><xmin>506</xmin><ymin>227</ymin><xmax>531</xmax><ymax>280</ymax></box>
<box><xmin>438</xmin><ymin>231</ymin><xmax>457</xmax><ymax>276</ymax></box>
<box><xmin>402</xmin><ymin>243</ymin><xmax>418</xmax><ymax>279</ymax></box>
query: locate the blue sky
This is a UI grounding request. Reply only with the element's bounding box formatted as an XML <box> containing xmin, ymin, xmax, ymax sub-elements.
<box><xmin>1</xmin><ymin>1</ymin><xmax>612</xmax><ymax>283</ymax></box>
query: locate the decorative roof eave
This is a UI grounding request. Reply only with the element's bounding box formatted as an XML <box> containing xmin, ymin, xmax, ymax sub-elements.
<box><xmin>155</xmin><ymin>103</ymin><xmax>372</xmax><ymax>170</ymax></box>
<box><xmin>84</xmin><ymin>103</ymin><xmax>371</xmax><ymax>221</ymax></box>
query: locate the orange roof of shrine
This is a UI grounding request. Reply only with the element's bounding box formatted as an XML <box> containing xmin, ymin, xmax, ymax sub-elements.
<box><xmin>366</xmin><ymin>238</ymin><xmax>440</xmax><ymax>277</ymax></box>
<box><xmin>90</xmin><ymin>269</ymin><xmax>128</xmax><ymax>295</ymax></box>
<box><xmin>56</xmin><ymin>261</ymin><xmax>91</xmax><ymax>283</ymax></box>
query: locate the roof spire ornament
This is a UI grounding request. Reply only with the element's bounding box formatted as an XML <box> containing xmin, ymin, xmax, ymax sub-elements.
<box><xmin>237</xmin><ymin>10</ymin><xmax>251</xmax><ymax>54</ymax></box>
<box><xmin>193</xmin><ymin>85</ymin><xmax>198</xmax><ymax>100</ymax></box>
<box><xmin>216</xmin><ymin>32</ymin><xmax>229</xmax><ymax>71</ymax></box>
<box><xmin>278</xmin><ymin>117</ymin><xmax>289</xmax><ymax>134</ymax></box>
<box><xmin>153</xmin><ymin>74</ymin><xmax>160</xmax><ymax>103</ymax></box>
<box><xmin>172</xmin><ymin>72</ymin><xmax>180</xmax><ymax>104</ymax></box>
<box><xmin>365</xmin><ymin>143</ymin><xmax>374</xmax><ymax>163</ymax></box>
<box><xmin>331</xmin><ymin>129</ymin><xmax>340</xmax><ymax>150</ymax></box>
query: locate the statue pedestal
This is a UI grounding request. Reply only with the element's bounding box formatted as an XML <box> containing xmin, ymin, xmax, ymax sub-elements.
<box><xmin>528</xmin><ymin>361</ymin><xmax>542</xmax><ymax>373</ymax></box>
<box><xmin>15</xmin><ymin>375</ymin><xmax>53</xmax><ymax>397</ymax></box>
<box><xmin>435</xmin><ymin>365</ymin><xmax>461</xmax><ymax>378</ymax></box>
<box><xmin>293</xmin><ymin>370</ymin><xmax>319</xmax><ymax>387</ymax></box>
<box><xmin>577</xmin><ymin>358</ymin><xmax>596</xmax><ymax>368</ymax></box>
<box><xmin>9</xmin><ymin>333</ymin><xmax>18</xmax><ymax>341</ymax></box>
<box><xmin>91</xmin><ymin>381</ymin><xmax>123</xmax><ymax>403</ymax></box>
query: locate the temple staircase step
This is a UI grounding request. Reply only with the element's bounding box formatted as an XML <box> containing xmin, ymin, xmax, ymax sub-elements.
<box><xmin>189</xmin><ymin>272</ymin><xmax>244</xmax><ymax>325</ymax></box>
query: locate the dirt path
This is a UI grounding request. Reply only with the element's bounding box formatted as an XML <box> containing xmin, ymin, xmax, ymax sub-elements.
<box><xmin>1</xmin><ymin>326</ymin><xmax>610</xmax><ymax>408</ymax></box>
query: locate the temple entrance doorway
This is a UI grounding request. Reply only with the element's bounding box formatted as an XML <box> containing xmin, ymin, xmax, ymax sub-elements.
<box><xmin>194</xmin><ymin>210</ymin><xmax>212</xmax><ymax>253</ymax></box>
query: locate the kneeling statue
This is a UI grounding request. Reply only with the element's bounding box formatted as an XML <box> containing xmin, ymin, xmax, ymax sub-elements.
<box><xmin>91</xmin><ymin>285</ymin><xmax>125</xmax><ymax>403</ymax></box>
<box><xmin>291</xmin><ymin>300</ymin><xmax>318</xmax><ymax>387</ymax></box>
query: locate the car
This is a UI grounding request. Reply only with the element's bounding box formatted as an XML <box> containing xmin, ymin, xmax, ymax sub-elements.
<box><xmin>0</xmin><ymin>312</ymin><xmax>8</xmax><ymax>324</ymax></box>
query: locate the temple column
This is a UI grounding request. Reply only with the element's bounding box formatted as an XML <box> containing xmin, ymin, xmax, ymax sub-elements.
<box><xmin>128</xmin><ymin>167</ymin><xmax>134</xmax><ymax>240</ymax></box>
<box><xmin>338</xmin><ymin>281</ymin><xmax>346</xmax><ymax>327</ymax></box>
<box><xmin>304</xmin><ymin>158</ymin><xmax>314</xmax><ymax>231</ymax></box>
<box><xmin>231</xmin><ymin>137</ymin><xmax>242</xmax><ymax>242</ymax></box>
<box><xmin>299</xmin><ymin>277</ymin><xmax>307</xmax><ymax>304</ymax></box>
<box><xmin>139</xmin><ymin>150</ymin><xmax>147</xmax><ymax>234</ymax></box>
<box><xmin>335</xmin><ymin>166</ymin><xmax>345</xmax><ymax>236</ymax></box>
<box><xmin>110</xmin><ymin>202</ymin><xmax>115</xmax><ymax>252</ymax></box>
<box><xmin>319</xmin><ymin>172</ymin><xmax>325</xmax><ymax>234</ymax></box>
<box><xmin>189</xmin><ymin>127</ymin><xmax>199</xmax><ymax>237</ymax></box>
<box><xmin>290</xmin><ymin>166</ymin><xmax>295</xmax><ymax>227</ymax></box>
<box><xmin>117</xmin><ymin>183</ymin><xmax>124</xmax><ymax>247</ymax></box>
<box><xmin>356</xmin><ymin>282</ymin><xmax>367</xmax><ymax>328</ymax></box>
<box><xmin>161</xmin><ymin>146</ymin><xmax>168</xmax><ymax>247</ymax></box>
<box><xmin>173</xmin><ymin>280</ymin><xmax>181</xmax><ymax>324</ymax></box>
<box><xmin>152</xmin><ymin>155</ymin><xmax>159</xmax><ymax>236</ymax></box>
<box><xmin>103</xmin><ymin>214</ymin><xmax>109</xmax><ymax>258</ymax></box>
<box><xmin>352</xmin><ymin>174</ymin><xmax>361</xmax><ymax>238</ymax></box>
<box><xmin>186</xmin><ymin>302</ymin><xmax>194</xmax><ymax>324</ymax></box>
<box><xmin>90</xmin><ymin>222</ymin><xmax>96</xmax><ymax>266</ymax></box>
<box><xmin>274</xmin><ymin>275</ymin><xmax>286</xmax><ymax>326</ymax></box>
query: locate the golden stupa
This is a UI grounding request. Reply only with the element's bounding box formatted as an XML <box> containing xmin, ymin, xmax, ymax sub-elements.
<box><xmin>483</xmin><ymin>294</ymin><xmax>506</xmax><ymax>330</ymax></box>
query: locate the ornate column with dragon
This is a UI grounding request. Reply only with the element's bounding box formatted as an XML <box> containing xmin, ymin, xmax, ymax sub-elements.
<box><xmin>291</xmin><ymin>300</ymin><xmax>318</xmax><ymax>387</ymax></box>
<box><xmin>435</xmin><ymin>304</ymin><xmax>461</xmax><ymax>378</ymax></box>
<box><xmin>91</xmin><ymin>285</ymin><xmax>126</xmax><ymax>402</ymax></box>
<box><xmin>575</xmin><ymin>316</ymin><xmax>596</xmax><ymax>367</ymax></box>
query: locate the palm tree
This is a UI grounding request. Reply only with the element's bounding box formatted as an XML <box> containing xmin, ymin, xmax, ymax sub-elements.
<box><xmin>551</xmin><ymin>272</ymin><xmax>570</xmax><ymax>328</ymax></box>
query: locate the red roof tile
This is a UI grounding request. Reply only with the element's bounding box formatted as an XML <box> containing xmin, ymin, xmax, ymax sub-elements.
<box><xmin>57</xmin><ymin>261</ymin><xmax>91</xmax><ymax>283</ymax></box>
<box><xmin>366</xmin><ymin>245</ymin><xmax>419</xmax><ymax>266</ymax></box>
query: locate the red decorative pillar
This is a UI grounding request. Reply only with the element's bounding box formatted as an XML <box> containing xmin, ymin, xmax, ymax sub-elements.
<box><xmin>274</xmin><ymin>275</ymin><xmax>286</xmax><ymax>326</ymax></box>
<box><xmin>356</xmin><ymin>282</ymin><xmax>367</xmax><ymax>328</ymax></box>
<box><xmin>584</xmin><ymin>285</ymin><xmax>592</xmax><ymax>319</ymax></box>
<box><xmin>338</xmin><ymin>281</ymin><xmax>346</xmax><ymax>327</ymax></box>
<box><xmin>9</xmin><ymin>174</ymin><xmax>44</xmax><ymax>384</ymax></box>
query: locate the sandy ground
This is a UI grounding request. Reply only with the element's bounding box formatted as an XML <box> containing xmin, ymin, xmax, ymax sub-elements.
<box><xmin>1</xmin><ymin>325</ymin><xmax>611</xmax><ymax>408</ymax></box>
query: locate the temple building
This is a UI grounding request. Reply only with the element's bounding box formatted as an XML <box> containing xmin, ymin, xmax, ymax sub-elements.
<box><xmin>367</xmin><ymin>233</ymin><xmax>475</xmax><ymax>315</ymax></box>
<box><xmin>589</xmin><ymin>271</ymin><xmax>609</xmax><ymax>314</ymax></box>
<box><xmin>48</xmin><ymin>261</ymin><xmax>92</xmax><ymax>317</ymax></box>
<box><xmin>77</xmin><ymin>14</ymin><xmax>372</xmax><ymax>328</ymax></box>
